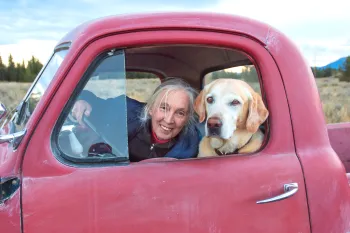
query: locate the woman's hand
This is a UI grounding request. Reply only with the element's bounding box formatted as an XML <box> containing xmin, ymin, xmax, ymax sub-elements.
<box><xmin>71</xmin><ymin>100</ymin><xmax>92</xmax><ymax>126</ymax></box>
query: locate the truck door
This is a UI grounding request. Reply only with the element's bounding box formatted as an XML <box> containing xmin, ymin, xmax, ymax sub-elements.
<box><xmin>20</xmin><ymin>30</ymin><xmax>311</xmax><ymax>233</ymax></box>
<box><xmin>0</xmin><ymin>48</ymin><xmax>68</xmax><ymax>233</ymax></box>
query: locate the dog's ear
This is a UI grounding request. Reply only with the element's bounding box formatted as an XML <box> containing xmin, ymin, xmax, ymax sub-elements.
<box><xmin>194</xmin><ymin>89</ymin><xmax>206</xmax><ymax>123</ymax></box>
<box><xmin>246</xmin><ymin>92</ymin><xmax>269</xmax><ymax>133</ymax></box>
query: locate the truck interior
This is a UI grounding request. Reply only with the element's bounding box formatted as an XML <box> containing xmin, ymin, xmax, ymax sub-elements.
<box><xmin>124</xmin><ymin>45</ymin><xmax>253</xmax><ymax>89</ymax></box>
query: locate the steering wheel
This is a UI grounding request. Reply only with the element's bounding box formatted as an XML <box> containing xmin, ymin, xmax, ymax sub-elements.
<box><xmin>81</xmin><ymin>115</ymin><xmax>103</xmax><ymax>140</ymax></box>
<box><xmin>81</xmin><ymin>116</ymin><xmax>127</xmax><ymax>158</ymax></box>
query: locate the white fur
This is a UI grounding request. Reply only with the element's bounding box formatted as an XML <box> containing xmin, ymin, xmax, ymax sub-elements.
<box><xmin>204</xmin><ymin>84</ymin><xmax>244</xmax><ymax>139</ymax></box>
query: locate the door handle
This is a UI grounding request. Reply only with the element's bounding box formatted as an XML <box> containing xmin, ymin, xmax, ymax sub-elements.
<box><xmin>256</xmin><ymin>183</ymin><xmax>298</xmax><ymax>204</ymax></box>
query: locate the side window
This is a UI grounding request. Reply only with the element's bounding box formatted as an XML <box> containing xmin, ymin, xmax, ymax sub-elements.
<box><xmin>203</xmin><ymin>65</ymin><xmax>261</xmax><ymax>95</ymax></box>
<box><xmin>56</xmin><ymin>50</ymin><xmax>129</xmax><ymax>162</ymax></box>
<box><xmin>2</xmin><ymin>49</ymin><xmax>68</xmax><ymax>132</ymax></box>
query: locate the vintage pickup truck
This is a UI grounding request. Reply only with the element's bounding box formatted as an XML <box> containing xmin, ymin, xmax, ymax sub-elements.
<box><xmin>0</xmin><ymin>12</ymin><xmax>349</xmax><ymax>233</ymax></box>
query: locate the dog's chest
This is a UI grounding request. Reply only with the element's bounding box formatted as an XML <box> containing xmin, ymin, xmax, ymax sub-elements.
<box><xmin>220</xmin><ymin>131</ymin><xmax>252</xmax><ymax>154</ymax></box>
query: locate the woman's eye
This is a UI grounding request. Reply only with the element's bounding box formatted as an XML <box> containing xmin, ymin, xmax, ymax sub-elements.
<box><xmin>207</xmin><ymin>96</ymin><xmax>213</xmax><ymax>103</ymax></box>
<box><xmin>177</xmin><ymin>111</ymin><xmax>185</xmax><ymax>116</ymax></box>
<box><xmin>230</xmin><ymin>100</ymin><xmax>240</xmax><ymax>106</ymax></box>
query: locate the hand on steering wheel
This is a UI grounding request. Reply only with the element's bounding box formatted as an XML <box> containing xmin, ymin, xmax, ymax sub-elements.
<box><xmin>71</xmin><ymin>100</ymin><xmax>92</xmax><ymax>127</ymax></box>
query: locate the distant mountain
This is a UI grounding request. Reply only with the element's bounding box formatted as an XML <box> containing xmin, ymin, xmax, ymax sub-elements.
<box><xmin>318</xmin><ymin>57</ymin><xmax>347</xmax><ymax>70</ymax></box>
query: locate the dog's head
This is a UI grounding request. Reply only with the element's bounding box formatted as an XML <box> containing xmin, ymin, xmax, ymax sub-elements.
<box><xmin>194</xmin><ymin>79</ymin><xmax>269</xmax><ymax>140</ymax></box>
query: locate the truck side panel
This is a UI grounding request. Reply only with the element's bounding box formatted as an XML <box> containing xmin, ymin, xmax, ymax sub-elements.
<box><xmin>327</xmin><ymin>123</ymin><xmax>350</xmax><ymax>174</ymax></box>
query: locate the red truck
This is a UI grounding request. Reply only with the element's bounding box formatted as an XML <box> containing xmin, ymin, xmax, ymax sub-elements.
<box><xmin>0</xmin><ymin>12</ymin><xmax>349</xmax><ymax>233</ymax></box>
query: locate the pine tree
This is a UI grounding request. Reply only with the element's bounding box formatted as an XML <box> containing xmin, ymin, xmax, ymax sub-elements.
<box><xmin>0</xmin><ymin>55</ymin><xmax>6</xmax><ymax>81</ymax></box>
<box><xmin>340</xmin><ymin>56</ymin><xmax>350</xmax><ymax>82</ymax></box>
<box><xmin>26</xmin><ymin>56</ymin><xmax>43</xmax><ymax>82</ymax></box>
<box><xmin>7</xmin><ymin>54</ymin><xmax>16</xmax><ymax>82</ymax></box>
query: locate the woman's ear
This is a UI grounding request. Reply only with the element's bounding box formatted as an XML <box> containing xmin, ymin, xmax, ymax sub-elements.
<box><xmin>194</xmin><ymin>89</ymin><xmax>207</xmax><ymax>123</ymax></box>
<box><xmin>246</xmin><ymin>92</ymin><xmax>269</xmax><ymax>133</ymax></box>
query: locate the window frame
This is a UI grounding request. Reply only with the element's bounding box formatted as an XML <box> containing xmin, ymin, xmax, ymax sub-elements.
<box><xmin>45</xmin><ymin>29</ymin><xmax>292</xmax><ymax>168</ymax></box>
<box><xmin>8</xmin><ymin>47</ymin><xmax>70</xmax><ymax>134</ymax></box>
<box><xmin>51</xmin><ymin>49</ymin><xmax>130</xmax><ymax>165</ymax></box>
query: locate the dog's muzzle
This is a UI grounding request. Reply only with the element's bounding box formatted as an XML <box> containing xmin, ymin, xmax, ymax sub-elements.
<box><xmin>207</xmin><ymin>116</ymin><xmax>222</xmax><ymax>136</ymax></box>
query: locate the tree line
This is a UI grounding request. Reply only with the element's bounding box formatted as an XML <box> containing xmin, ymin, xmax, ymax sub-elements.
<box><xmin>209</xmin><ymin>56</ymin><xmax>350</xmax><ymax>83</ymax></box>
<box><xmin>210</xmin><ymin>65</ymin><xmax>259</xmax><ymax>83</ymax></box>
<box><xmin>311</xmin><ymin>56</ymin><xmax>350</xmax><ymax>82</ymax></box>
<box><xmin>1</xmin><ymin>53</ymin><xmax>349</xmax><ymax>83</ymax></box>
<box><xmin>0</xmin><ymin>54</ymin><xmax>43</xmax><ymax>83</ymax></box>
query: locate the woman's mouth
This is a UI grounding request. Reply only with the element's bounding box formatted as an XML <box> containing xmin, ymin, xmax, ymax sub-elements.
<box><xmin>160</xmin><ymin>124</ymin><xmax>172</xmax><ymax>132</ymax></box>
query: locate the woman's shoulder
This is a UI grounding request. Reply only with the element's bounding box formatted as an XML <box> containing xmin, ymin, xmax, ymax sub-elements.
<box><xmin>126</xmin><ymin>96</ymin><xmax>145</xmax><ymax>111</ymax></box>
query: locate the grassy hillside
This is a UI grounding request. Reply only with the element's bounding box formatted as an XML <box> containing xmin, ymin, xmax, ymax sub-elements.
<box><xmin>1</xmin><ymin>77</ymin><xmax>349</xmax><ymax>124</ymax></box>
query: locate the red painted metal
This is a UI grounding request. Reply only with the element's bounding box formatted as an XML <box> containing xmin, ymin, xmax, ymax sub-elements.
<box><xmin>21</xmin><ymin>28</ymin><xmax>310</xmax><ymax>232</ymax></box>
<box><xmin>327</xmin><ymin>123</ymin><xmax>350</xmax><ymax>172</ymax></box>
<box><xmin>1</xmin><ymin>102</ymin><xmax>33</xmax><ymax>232</ymax></box>
<box><xmin>0</xmin><ymin>12</ymin><xmax>348</xmax><ymax>233</ymax></box>
<box><xmin>266</xmin><ymin>28</ymin><xmax>350</xmax><ymax>232</ymax></box>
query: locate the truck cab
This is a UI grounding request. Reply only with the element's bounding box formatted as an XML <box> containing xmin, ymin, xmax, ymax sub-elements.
<box><xmin>1</xmin><ymin>12</ymin><xmax>349</xmax><ymax>233</ymax></box>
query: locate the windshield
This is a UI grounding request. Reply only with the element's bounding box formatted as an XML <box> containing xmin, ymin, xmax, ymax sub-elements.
<box><xmin>1</xmin><ymin>49</ymin><xmax>68</xmax><ymax>131</ymax></box>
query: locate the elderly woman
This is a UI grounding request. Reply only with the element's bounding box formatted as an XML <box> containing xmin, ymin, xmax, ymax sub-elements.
<box><xmin>72</xmin><ymin>78</ymin><xmax>200</xmax><ymax>162</ymax></box>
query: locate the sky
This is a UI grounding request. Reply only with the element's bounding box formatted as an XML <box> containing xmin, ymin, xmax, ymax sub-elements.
<box><xmin>0</xmin><ymin>0</ymin><xmax>349</xmax><ymax>67</ymax></box>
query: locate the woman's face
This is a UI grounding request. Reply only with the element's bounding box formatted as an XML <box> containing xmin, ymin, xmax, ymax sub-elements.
<box><xmin>149</xmin><ymin>89</ymin><xmax>190</xmax><ymax>140</ymax></box>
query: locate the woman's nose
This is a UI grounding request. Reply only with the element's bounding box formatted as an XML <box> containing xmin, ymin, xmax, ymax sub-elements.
<box><xmin>164</xmin><ymin>112</ymin><xmax>175</xmax><ymax>123</ymax></box>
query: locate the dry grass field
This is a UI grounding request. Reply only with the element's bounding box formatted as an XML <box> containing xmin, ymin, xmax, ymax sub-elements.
<box><xmin>315</xmin><ymin>77</ymin><xmax>350</xmax><ymax>123</ymax></box>
<box><xmin>1</xmin><ymin>77</ymin><xmax>349</xmax><ymax>124</ymax></box>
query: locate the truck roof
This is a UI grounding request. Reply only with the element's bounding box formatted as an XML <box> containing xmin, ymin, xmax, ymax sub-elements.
<box><xmin>56</xmin><ymin>12</ymin><xmax>276</xmax><ymax>50</ymax></box>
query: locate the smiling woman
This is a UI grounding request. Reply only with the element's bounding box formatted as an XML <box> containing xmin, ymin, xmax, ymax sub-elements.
<box><xmin>66</xmin><ymin>76</ymin><xmax>200</xmax><ymax>162</ymax></box>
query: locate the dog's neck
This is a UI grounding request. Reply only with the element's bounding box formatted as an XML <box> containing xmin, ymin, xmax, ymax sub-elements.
<box><xmin>215</xmin><ymin>129</ymin><xmax>254</xmax><ymax>155</ymax></box>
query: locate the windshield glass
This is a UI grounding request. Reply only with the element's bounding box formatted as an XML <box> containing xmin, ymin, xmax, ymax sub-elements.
<box><xmin>1</xmin><ymin>49</ymin><xmax>68</xmax><ymax>131</ymax></box>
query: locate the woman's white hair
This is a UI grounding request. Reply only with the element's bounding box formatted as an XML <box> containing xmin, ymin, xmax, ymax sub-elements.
<box><xmin>140</xmin><ymin>78</ymin><xmax>198</xmax><ymax>135</ymax></box>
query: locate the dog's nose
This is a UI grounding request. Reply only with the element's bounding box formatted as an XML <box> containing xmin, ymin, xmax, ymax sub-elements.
<box><xmin>207</xmin><ymin>117</ymin><xmax>222</xmax><ymax>129</ymax></box>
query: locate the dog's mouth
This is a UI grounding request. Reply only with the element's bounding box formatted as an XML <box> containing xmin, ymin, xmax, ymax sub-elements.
<box><xmin>207</xmin><ymin>125</ymin><xmax>236</xmax><ymax>140</ymax></box>
<box><xmin>207</xmin><ymin>131</ymin><xmax>233</xmax><ymax>140</ymax></box>
<box><xmin>207</xmin><ymin>128</ymin><xmax>221</xmax><ymax>137</ymax></box>
<box><xmin>207</xmin><ymin>131</ymin><xmax>220</xmax><ymax>137</ymax></box>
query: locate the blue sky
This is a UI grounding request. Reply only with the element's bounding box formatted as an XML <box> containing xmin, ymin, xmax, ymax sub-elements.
<box><xmin>0</xmin><ymin>0</ymin><xmax>349</xmax><ymax>67</ymax></box>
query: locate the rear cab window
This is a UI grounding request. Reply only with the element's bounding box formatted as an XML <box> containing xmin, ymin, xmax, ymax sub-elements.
<box><xmin>203</xmin><ymin>65</ymin><xmax>261</xmax><ymax>95</ymax></box>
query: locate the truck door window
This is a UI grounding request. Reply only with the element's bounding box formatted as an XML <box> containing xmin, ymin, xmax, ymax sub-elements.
<box><xmin>54</xmin><ymin>44</ymin><xmax>269</xmax><ymax>165</ymax></box>
<box><xmin>56</xmin><ymin>50</ymin><xmax>129</xmax><ymax>163</ymax></box>
<box><xmin>5</xmin><ymin>49</ymin><xmax>68</xmax><ymax>132</ymax></box>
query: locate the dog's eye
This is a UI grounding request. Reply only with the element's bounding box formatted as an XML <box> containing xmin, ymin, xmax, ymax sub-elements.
<box><xmin>206</xmin><ymin>96</ymin><xmax>214</xmax><ymax>104</ymax></box>
<box><xmin>230</xmin><ymin>100</ymin><xmax>240</xmax><ymax>106</ymax></box>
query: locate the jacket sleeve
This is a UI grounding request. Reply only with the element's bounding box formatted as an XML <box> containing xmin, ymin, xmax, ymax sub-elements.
<box><xmin>77</xmin><ymin>90</ymin><xmax>126</xmax><ymax>124</ymax></box>
<box><xmin>77</xmin><ymin>90</ymin><xmax>146</xmax><ymax>137</ymax></box>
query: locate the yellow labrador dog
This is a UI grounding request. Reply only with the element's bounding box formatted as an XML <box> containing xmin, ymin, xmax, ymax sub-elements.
<box><xmin>194</xmin><ymin>79</ymin><xmax>269</xmax><ymax>157</ymax></box>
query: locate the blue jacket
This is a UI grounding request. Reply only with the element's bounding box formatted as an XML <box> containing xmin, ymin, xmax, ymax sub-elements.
<box><xmin>79</xmin><ymin>90</ymin><xmax>200</xmax><ymax>160</ymax></box>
